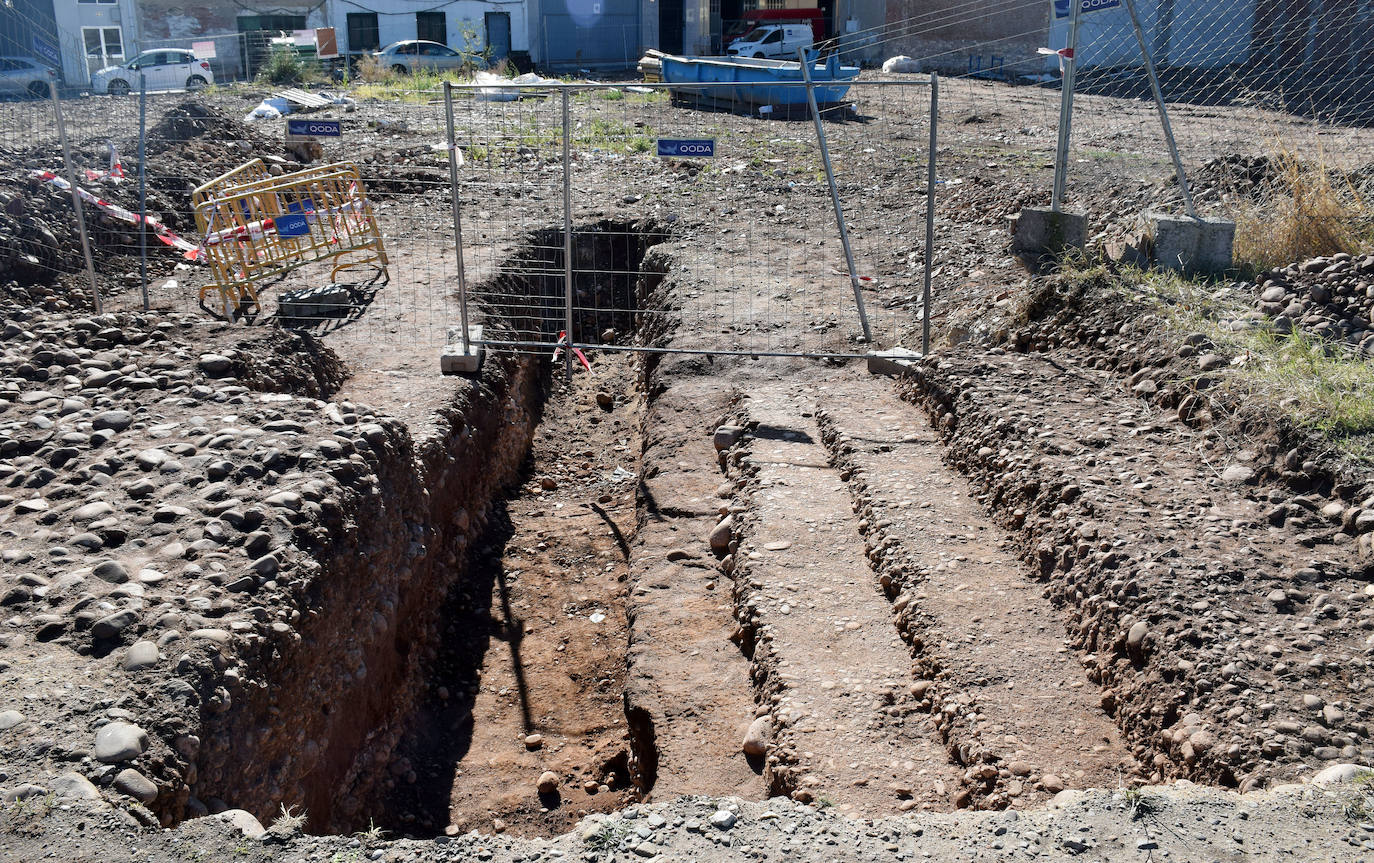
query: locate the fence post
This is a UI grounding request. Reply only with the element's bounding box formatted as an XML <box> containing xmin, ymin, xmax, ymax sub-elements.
<box><xmin>799</xmin><ymin>48</ymin><xmax>873</xmax><ymax>344</ymax></box>
<box><xmin>1050</xmin><ymin>0</ymin><xmax>1082</xmax><ymax>212</ymax></box>
<box><xmin>443</xmin><ymin>81</ymin><xmax>471</xmax><ymax>355</ymax></box>
<box><xmin>923</xmin><ymin>71</ymin><xmax>938</xmax><ymax>357</ymax></box>
<box><xmin>561</xmin><ymin>87</ymin><xmax>574</xmax><ymax>382</ymax></box>
<box><xmin>50</xmin><ymin>71</ymin><xmax>102</xmax><ymax>314</ymax></box>
<box><xmin>1121</xmin><ymin>0</ymin><xmax>1197</xmax><ymax>219</ymax></box>
<box><xmin>137</xmin><ymin>72</ymin><xmax>150</xmax><ymax>312</ymax></box>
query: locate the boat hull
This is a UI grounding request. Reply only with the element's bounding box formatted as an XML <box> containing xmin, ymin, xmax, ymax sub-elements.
<box><xmin>657</xmin><ymin>54</ymin><xmax>858</xmax><ymax>107</ymax></box>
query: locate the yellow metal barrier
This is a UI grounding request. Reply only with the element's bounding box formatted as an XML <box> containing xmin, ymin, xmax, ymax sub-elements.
<box><xmin>191</xmin><ymin>161</ymin><xmax>389</xmax><ymax>319</ymax></box>
<box><xmin>189</xmin><ymin>158</ymin><xmax>274</xmax><ymax>212</ymax></box>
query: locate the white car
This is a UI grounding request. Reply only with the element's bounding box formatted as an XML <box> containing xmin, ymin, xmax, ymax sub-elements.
<box><xmin>0</xmin><ymin>56</ymin><xmax>56</xmax><ymax>99</ymax></box>
<box><xmin>727</xmin><ymin>24</ymin><xmax>813</xmax><ymax>60</ymax></box>
<box><xmin>371</xmin><ymin>40</ymin><xmax>487</xmax><ymax>75</ymax></box>
<box><xmin>91</xmin><ymin>49</ymin><xmax>214</xmax><ymax>96</ymax></box>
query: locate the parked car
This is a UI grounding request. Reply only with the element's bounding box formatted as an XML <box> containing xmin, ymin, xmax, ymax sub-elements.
<box><xmin>372</xmin><ymin>40</ymin><xmax>486</xmax><ymax>75</ymax></box>
<box><xmin>91</xmin><ymin>49</ymin><xmax>214</xmax><ymax>96</ymax></box>
<box><xmin>727</xmin><ymin>24</ymin><xmax>814</xmax><ymax>59</ymax></box>
<box><xmin>0</xmin><ymin>56</ymin><xmax>56</xmax><ymax>99</ymax></box>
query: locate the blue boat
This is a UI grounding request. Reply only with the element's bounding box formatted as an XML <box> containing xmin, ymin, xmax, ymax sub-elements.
<box><xmin>655</xmin><ymin>51</ymin><xmax>859</xmax><ymax>109</ymax></box>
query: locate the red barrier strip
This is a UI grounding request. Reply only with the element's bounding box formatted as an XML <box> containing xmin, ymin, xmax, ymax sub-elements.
<box><xmin>30</xmin><ymin>170</ymin><xmax>199</xmax><ymax>255</ymax></box>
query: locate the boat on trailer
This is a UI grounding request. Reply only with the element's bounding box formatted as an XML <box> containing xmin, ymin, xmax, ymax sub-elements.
<box><xmin>651</xmin><ymin>50</ymin><xmax>860</xmax><ymax>113</ymax></box>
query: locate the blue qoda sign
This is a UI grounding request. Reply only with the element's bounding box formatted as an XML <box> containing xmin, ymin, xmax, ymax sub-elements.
<box><xmin>32</xmin><ymin>36</ymin><xmax>60</xmax><ymax>67</ymax></box>
<box><xmin>657</xmin><ymin>138</ymin><xmax>715</xmax><ymax>158</ymax></box>
<box><xmin>274</xmin><ymin>199</ymin><xmax>316</xmax><ymax>238</ymax></box>
<box><xmin>286</xmin><ymin>118</ymin><xmax>342</xmax><ymax>137</ymax></box>
<box><xmin>1053</xmin><ymin>0</ymin><xmax>1122</xmax><ymax>18</ymax></box>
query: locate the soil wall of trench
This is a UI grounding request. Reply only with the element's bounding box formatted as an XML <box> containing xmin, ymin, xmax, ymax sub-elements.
<box><xmin>182</xmin><ymin>223</ymin><xmax>666</xmax><ymax>834</ymax></box>
<box><xmin>187</xmin><ymin>353</ymin><xmax>544</xmax><ymax>834</ymax></box>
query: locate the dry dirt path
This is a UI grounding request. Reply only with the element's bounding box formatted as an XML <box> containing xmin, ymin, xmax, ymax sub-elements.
<box><xmin>734</xmin><ymin>379</ymin><xmax>959</xmax><ymax>815</ymax></box>
<box><xmin>624</xmin><ymin>369</ymin><xmax>768</xmax><ymax>804</ymax></box>
<box><xmin>818</xmin><ymin>374</ymin><xmax>1141</xmax><ymax>808</ymax></box>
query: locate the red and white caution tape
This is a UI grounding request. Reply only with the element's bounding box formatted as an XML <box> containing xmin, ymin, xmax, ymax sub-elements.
<box><xmin>552</xmin><ymin>331</ymin><xmax>591</xmax><ymax>371</ymax></box>
<box><xmin>197</xmin><ymin>199</ymin><xmax>367</xmax><ymax>248</ymax></box>
<box><xmin>30</xmin><ymin>169</ymin><xmax>198</xmax><ymax>254</ymax></box>
<box><xmin>1037</xmin><ymin>46</ymin><xmax>1073</xmax><ymax>73</ymax></box>
<box><xmin>83</xmin><ymin>142</ymin><xmax>126</xmax><ymax>183</ymax></box>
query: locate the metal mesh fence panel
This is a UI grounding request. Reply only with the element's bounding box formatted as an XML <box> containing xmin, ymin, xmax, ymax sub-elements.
<box><xmin>440</xmin><ymin>78</ymin><xmax>938</xmax><ymax>358</ymax></box>
<box><xmin>0</xmin><ymin>90</ymin><xmax>103</xmax><ymax>313</ymax></box>
<box><xmin>845</xmin><ymin>0</ymin><xmax>1374</xmax><ymax>219</ymax></box>
<box><xmin>6</xmin><ymin>73</ymin><xmax>939</xmax><ymax>360</ymax></box>
<box><xmin>9</xmin><ymin>1</ymin><xmax>1374</xmax><ymax>367</ymax></box>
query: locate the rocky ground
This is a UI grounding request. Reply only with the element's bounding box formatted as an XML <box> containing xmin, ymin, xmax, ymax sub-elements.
<box><xmin>2</xmin><ymin>72</ymin><xmax>1374</xmax><ymax>862</ymax></box>
<box><xmin>3</xmin><ymin>781</ymin><xmax>1373</xmax><ymax>862</ymax></box>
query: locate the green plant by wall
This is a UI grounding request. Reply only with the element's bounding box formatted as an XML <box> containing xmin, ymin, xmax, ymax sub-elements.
<box><xmin>257</xmin><ymin>47</ymin><xmax>315</xmax><ymax>85</ymax></box>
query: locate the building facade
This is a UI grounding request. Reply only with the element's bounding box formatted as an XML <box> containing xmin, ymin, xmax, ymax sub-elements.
<box><xmin>884</xmin><ymin>0</ymin><xmax>1046</xmax><ymax>76</ymax></box>
<box><xmin>46</xmin><ymin>0</ymin><xmax>141</xmax><ymax>85</ymax></box>
<box><xmin>323</xmin><ymin>0</ymin><xmax>529</xmax><ymax>63</ymax></box>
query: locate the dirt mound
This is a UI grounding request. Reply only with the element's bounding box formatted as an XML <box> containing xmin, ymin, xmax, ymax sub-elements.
<box><xmin>0</xmin><ymin>169</ymin><xmax>191</xmax><ymax>313</ymax></box>
<box><xmin>221</xmin><ymin>328</ymin><xmax>349</xmax><ymax>399</ymax></box>
<box><xmin>148</xmin><ymin>101</ymin><xmax>244</xmax><ymax>149</ymax></box>
<box><xmin>1188</xmin><ymin>154</ymin><xmax>1283</xmax><ymax>204</ymax></box>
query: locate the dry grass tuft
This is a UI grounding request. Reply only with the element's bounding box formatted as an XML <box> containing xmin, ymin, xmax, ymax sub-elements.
<box><xmin>1231</xmin><ymin>142</ymin><xmax>1374</xmax><ymax>272</ymax></box>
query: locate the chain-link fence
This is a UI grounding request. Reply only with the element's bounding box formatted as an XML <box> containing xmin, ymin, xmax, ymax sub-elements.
<box><xmin>844</xmin><ymin>0</ymin><xmax>1374</xmax><ymax>211</ymax></box>
<box><xmin>5</xmin><ymin>1</ymin><xmax>1374</xmax><ymax>366</ymax></box>
<box><xmin>4</xmin><ymin>74</ymin><xmax>938</xmax><ymax>359</ymax></box>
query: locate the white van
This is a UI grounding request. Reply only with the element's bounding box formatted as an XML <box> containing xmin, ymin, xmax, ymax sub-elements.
<box><xmin>726</xmin><ymin>24</ymin><xmax>813</xmax><ymax>60</ymax></box>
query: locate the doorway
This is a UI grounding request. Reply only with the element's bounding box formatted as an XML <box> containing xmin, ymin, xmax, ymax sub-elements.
<box><xmin>485</xmin><ymin>12</ymin><xmax>511</xmax><ymax>60</ymax></box>
<box><xmin>659</xmin><ymin>0</ymin><xmax>684</xmax><ymax>54</ymax></box>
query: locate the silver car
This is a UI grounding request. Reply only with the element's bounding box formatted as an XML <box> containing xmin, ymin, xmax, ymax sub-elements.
<box><xmin>372</xmin><ymin>40</ymin><xmax>486</xmax><ymax>75</ymax></box>
<box><xmin>91</xmin><ymin>49</ymin><xmax>214</xmax><ymax>96</ymax></box>
<box><xmin>0</xmin><ymin>56</ymin><xmax>56</xmax><ymax>99</ymax></box>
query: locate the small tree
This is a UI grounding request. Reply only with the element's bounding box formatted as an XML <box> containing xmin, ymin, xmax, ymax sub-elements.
<box><xmin>258</xmin><ymin>46</ymin><xmax>305</xmax><ymax>85</ymax></box>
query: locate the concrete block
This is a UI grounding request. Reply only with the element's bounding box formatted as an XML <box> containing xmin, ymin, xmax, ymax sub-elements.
<box><xmin>441</xmin><ymin>324</ymin><xmax>484</xmax><ymax>375</ymax></box>
<box><xmin>279</xmin><ymin>284</ymin><xmax>354</xmax><ymax>319</ymax></box>
<box><xmin>867</xmin><ymin>347</ymin><xmax>923</xmax><ymax>377</ymax></box>
<box><xmin>1011</xmin><ymin>208</ymin><xmax>1087</xmax><ymax>261</ymax></box>
<box><xmin>1143</xmin><ymin>211</ymin><xmax>1235</xmax><ymax>275</ymax></box>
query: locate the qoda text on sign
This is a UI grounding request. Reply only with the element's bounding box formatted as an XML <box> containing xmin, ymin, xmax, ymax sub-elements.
<box><xmin>656</xmin><ymin>139</ymin><xmax>716</xmax><ymax>158</ymax></box>
<box><xmin>1052</xmin><ymin>0</ymin><xmax>1121</xmax><ymax>19</ymax></box>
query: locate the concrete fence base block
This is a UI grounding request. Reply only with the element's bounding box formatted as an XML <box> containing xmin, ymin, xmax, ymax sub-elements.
<box><xmin>1011</xmin><ymin>208</ymin><xmax>1088</xmax><ymax>264</ymax></box>
<box><xmin>440</xmin><ymin>324</ymin><xmax>484</xmax><ymax>375</ymax></box>
<box><xmin>867</xmin><ymin>347</ymin><xmax>923</xmax><ymax>377</ymax></box>
<box><xmin>1143</xmin><ymin>211</ymin><xmax>1235</xmax><ymax>275</ymax></box>
<box><xmin>279</xmin><ymin>284</ymin><xmax>355</xmax><ymax>320</ymax></box>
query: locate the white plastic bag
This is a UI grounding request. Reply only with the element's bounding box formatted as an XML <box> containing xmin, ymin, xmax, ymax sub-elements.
<box><xmin>244</xmin><ymin>100</ymin><xmax>283</xmax><ymax>122</ymax></box>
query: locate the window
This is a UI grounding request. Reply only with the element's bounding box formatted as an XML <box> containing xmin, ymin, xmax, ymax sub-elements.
<box><xmin>420</xmin><ymin>44</ymin><xmax>455</xmax><ymax>56</ymax></box>
<box><xmin>762</xmin><ymin>28</ymin><xmax>782</xmax><ymax>42</ymax></box>
<box><xmin>347</xmin><ymin>12</ymin><xmax>380</xmax><ymax>52</ymax></box>
<box><xmin>416</xmin><ymin>11</ymin><xmax>446</xmax><ymax>45</ymax></box>
<box><xmin>82</xmin><ymin>26</ymin><xmax>124</xmax><ymax>76</ymax></box>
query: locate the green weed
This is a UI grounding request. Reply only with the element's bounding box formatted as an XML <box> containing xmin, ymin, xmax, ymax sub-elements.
<box><xmin>582</xmin><ymin>818</ymin><xmax>635</xmax><ymax>854</ymax></box>
<box><xmin>256</xmin><ymin>47</ymin><xmax>320</xmax><ymax>85</ymax></box>
<box><xmin>1059</xmin><ymin>262</ymin><xmax>1374</xmax><ymax>461</ymax></box>
<box><xmin>354</xmin><ymin>819</ymin><xmax>387</xmax><ymax>846</ymax></box>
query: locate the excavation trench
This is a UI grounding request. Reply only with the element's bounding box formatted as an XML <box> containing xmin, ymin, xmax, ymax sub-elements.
<box><xmin>189</xmin><ymin>224</ymin><xmax>1145</xmax><ymax>836</ymax></box>
<box><xmin>192</xmin><ymin>223</ymin><xmax>670</xmax><ymax>838</ymax></box>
